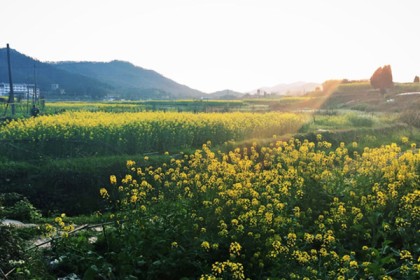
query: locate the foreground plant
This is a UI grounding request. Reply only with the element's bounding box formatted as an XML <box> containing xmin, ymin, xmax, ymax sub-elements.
<box><xmin>94</xmin><ymin>137</ymin><xmax>419</xmax><ymax>279</ymax></box>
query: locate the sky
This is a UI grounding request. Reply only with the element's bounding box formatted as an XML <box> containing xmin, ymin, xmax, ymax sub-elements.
<box><xmin>1</xmin><ymin>0</ymin><xmax>419</xmax><ymax>93</ymax></box>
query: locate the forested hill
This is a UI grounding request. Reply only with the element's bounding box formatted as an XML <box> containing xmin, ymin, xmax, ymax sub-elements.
<box><xmin>0</xmin><ymin>48</ymin><xmax>112</xmax><ymax>99</ymax></box>
<box><xmin>52</xmin><ymin>60</ymin><xmax>204</xmax><ymax>99</ymax></box>
<box><xmin>0</xmin><ymin>48</ymin><xmax>204</xmax><ymax>100</ymax></box>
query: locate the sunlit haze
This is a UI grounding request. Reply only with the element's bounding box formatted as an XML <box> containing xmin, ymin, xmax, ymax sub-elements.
<box><xmin>1</xmin><ymin>0</ymin><xmax>419</xmax><ymax>93</ymax></box>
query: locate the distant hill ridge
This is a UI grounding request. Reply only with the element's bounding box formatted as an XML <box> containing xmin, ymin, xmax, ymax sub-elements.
<box><xmin>0</xmin><ymin>48</ymin><xmax>205</xmax><ymax>99</ymax></box>
<box><xmin>251</xmin><ymin>81</ymin><xmax>320</xmax><ymax>96</ymax></box>
<box><xmin>0</xmin><ymin>48</ymin><xmax>319</xmax><ymax>100</ymax></box>
<box><xmin>0</xmin><ymin>48</ymin><xmax>112</xmax><ymax>99</ymax></box>
<box><xmin>52</xmin><ymin>60</ymin><xmax>203</xmax><ymax>99</ymax></box>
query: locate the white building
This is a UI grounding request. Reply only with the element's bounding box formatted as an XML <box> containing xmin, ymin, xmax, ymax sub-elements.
<box><xmin>0</xmin><ymin>83</ymin><xmax>40</xmax><ymax>98</ymax></box>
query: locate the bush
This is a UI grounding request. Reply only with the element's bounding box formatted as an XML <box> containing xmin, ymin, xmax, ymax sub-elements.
<box><xmin>350</xmin><ymin>103</ymin><xmax>371</xmax><ymax>112</ymax></box>
<box><xmin>0</xmin><ymin>226</ymin><xmax>53</xmax><ymax>279</ymax></box>
<box><xmin>0</xmin><ymin>193</ymin><xmax>42</xmax><ymax>222</ymax></box>
<box><xmin>0</xmin><ymin>226</ymin><xmax>25</xmax><ymax>274</ymax></box>
<box><xmin>347</xmin><ymin>114</ymin><xmax>374</xmax><ymax>127</ymax></box>
<box><xmin>400</xmin><ymin>109</ymin><xmax>420</xmax><ymax>128</ymax></box>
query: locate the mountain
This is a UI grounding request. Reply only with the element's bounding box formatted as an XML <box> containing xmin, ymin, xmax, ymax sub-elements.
<box><xmin>207</xmin><ymin>89</ymin><xmax>244</xmax><ymax>99</ymax></box>
<box><xmin>0</xmin><ymin>48</ymin><xmax>204</xmax><ymax>100</ymax></box>
<box><xmin>52</xmin><ymin>60</ymin><xmax>203</xmax><ymax>99</ymax></box>
<box><xmin>0</xmin><ymin>48</ymin><xmax>112</xmax><ymax>99</ymax></box>
<box><xmin>250</xmin><ymin>81</ymin><xmax>320</xmax><ymax>96</ymax></box>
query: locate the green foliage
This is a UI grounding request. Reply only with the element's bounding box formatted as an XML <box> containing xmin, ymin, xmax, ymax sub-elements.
<box><xmin>0</xmin><ymin>226</ymin><xmax>25</xmax><ymax>276</ymax></box>
<box><xmin>0</xmin><ymin>155</ymin><xmax>131</xmax><ymax>215</ymax></box>
<box><xmin>304</xmin><ymin>112</ymin><xmax>376</xmax><ymax>130</ymax></box>
<box><xmin>0</xmin><ymin>193</ymin><xmax>41</xmax><ymax>222</ymax></box>
<box><xmin>48</xmin><ymin>233</ymin><xmax>99</xmax><ymax>278</ymax></box>
<box><xmin>143</xmin><ymin>99</ymin><xmax>244</xmax><ymax>112</ymax></box>
<box><xmin>95</xmin><ymin>201</ymin><xmax>207</xmax><ymax>279</ymax></box>
<box><xmin>349</xmin><ymin>103</ymin><xmax>372</xmax><ymax>112</ymax></box>
<box><xmin>0</xmin><ymin>226</ymin><xmax>52</xmax><ymax>279</ymax></box>
<box><xmin>44</xmin><ymin>101</ymin><xmax>145</xmax><ymax>114</ymax></box>
<box><xmin>400</xmin><ymin>109</ymin><xmax>420</xmax><ymax>128</ymax></box>
<box><xmin>347</xmin><ymin>114</ymin><xmax>374</xmax><ymax>127</ymax></box>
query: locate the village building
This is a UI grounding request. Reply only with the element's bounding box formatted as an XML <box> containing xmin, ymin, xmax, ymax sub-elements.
<box><xmin>0</xmin><ymin>83</ymin><xmax>40</xmax><ymax>98</ymax></box>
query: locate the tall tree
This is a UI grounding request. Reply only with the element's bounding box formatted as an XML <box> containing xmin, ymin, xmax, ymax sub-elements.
<box><xmin>414</xmin><ymin>76</ymin><xmax>419</xmax><ymax>83</ymax></box>
<box><xmin>370</xmin><ymin>65</ymin><xmax>393</xmax><ymax>94</ymax></box>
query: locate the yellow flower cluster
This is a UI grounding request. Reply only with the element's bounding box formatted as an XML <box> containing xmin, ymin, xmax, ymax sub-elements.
<box><xmin>46</xmin><ymin>213</ymin><xmax>75</xmax><ymax>238</ymax></box>
<box><xmin>210</xmin><ymin>260</ymin><xmax>245</xmax><ymax>280</ymax></box>
<box><xmin>0</xmin><ymin>111</ymin><xmax>308</xmax><ymax>157</ymax></box>
<box><xmin>106</xmin><ymin>138</ymin><xmax>419</xmax><ymax>279</ymax></box>
<box><xmin>229</xmin><ymin>242</ymin><xmax>242</xmax><ymax>256</ymax></box>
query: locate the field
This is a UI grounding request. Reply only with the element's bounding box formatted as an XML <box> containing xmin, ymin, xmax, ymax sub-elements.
<box><xmin>0</xmin><ymin>93</ymin><xmax>419</xmax><ymax>279</ymax></box>
<box><xmin>0</xmin><ymin>111</ymin><xmax>307</xmax><ymax>159</ymax></box>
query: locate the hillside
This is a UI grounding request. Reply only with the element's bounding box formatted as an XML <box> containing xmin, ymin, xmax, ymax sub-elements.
<box><xmin>0</xmin><ymin>48</ymin><xmax>204</xmax><ymax>100</ymax></box>
<box><xmin>52</xmin><ymin>60</ymin><xmax>204</xmax><ymax>99</ymax></box>
<box><xmin>317</xmin><ymin>82</ymin><xmax>420</xmax><ymax>112</ymax></box>
<box><xmin>251</xmin><ymin>81</ymin><xmax>320</xmax><ymax>96</ymax></box>
<box><xmin>207</xmin><ymin>89</ymin><xmax>244</xmax><ymax>99</ymax></box>
<box><xmin>0</xmin><ymin>49</ymin><xmax>112</xmax><ymax>99</ymax></box>
<box><xmin>256</xmin><ymin>81</ymin><xmax>420</xmax><ymax>113</ymax></box>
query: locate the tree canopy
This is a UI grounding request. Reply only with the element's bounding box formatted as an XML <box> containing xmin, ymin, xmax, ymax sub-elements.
<box><xmin>370</xmin><ymin>65</ymin><xmax>393</xmax><ymax>94</ymax></box>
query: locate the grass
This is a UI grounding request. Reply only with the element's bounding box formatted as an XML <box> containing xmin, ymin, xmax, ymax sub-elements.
<box><xmin>299</xmin><ymin>111</ymin><xmax>388</xmax><ymax>131</ymax></box>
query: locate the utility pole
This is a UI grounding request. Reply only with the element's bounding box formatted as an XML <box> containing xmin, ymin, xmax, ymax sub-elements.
<box><xmin>6</xmin><ymin>44</ymin><xmax>15</xmax><ymax>115</ymax></box>
<box><xmin>27</xmin><ymin>87</ymin><xmax>30</xmax><ymax>114</ymax></box>
<box><xmin>33</xmin><ymin>64</ymin><xmax>37</xmax><ymax>104</ymax></box>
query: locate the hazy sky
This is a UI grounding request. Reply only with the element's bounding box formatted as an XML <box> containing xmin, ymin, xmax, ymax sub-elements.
<box><xmin>1</xmin><ymin>0</ymin><xmax>419</xmax><ymax>93</ymax></box>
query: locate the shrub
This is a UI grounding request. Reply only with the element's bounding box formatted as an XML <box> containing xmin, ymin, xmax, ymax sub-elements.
<box><xmin>347</xmin><ymin>114</ymin><xmax>374</xmax><ymax>127</ymax></box>
<box><xmin>0</xmin><ymin>226</ymin><xmax>25</xmax><ymax>274</ymax></box>
<box><xmin>400</xmin><ymin>109</ymin><xmax>420</xmax><ymax>128</ymax></box>
<box><xmin>0</xmin><ymin>226</ymin><xmax>52</xmax><ymax>279</ymax></box>
<box><xmin>0</xmin><ymin>193</ymin><xmax>42</xmax><ymax>222</ymax></box>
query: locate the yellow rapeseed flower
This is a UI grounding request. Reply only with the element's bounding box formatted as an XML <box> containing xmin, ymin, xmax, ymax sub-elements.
<box><xmin>201</xmin><ymin>241</ymin><xmax>210</xmax><ymax>250</ymax></box>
